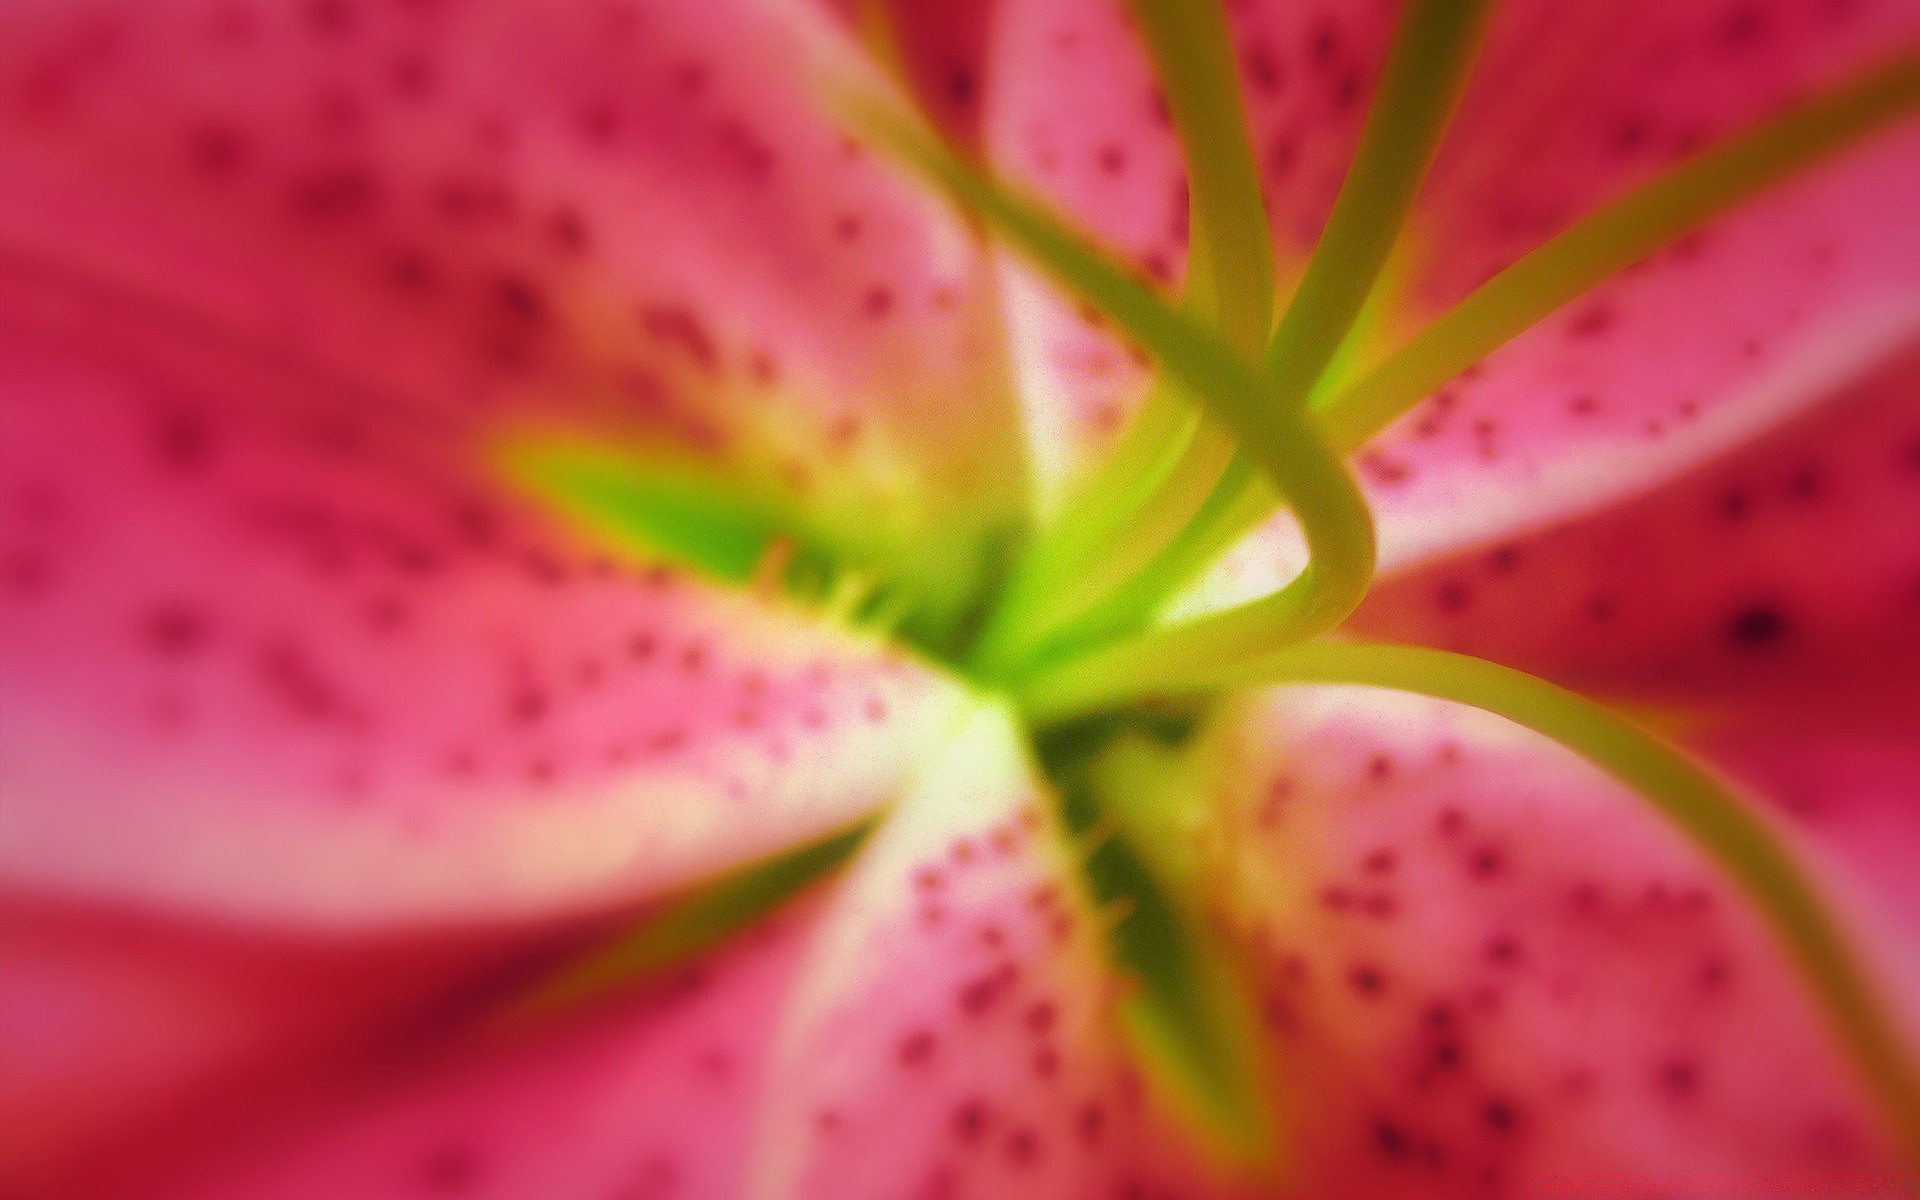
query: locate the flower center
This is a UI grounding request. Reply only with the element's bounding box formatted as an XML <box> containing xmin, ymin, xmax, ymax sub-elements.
<box><xmin>502</xmin><ymin>0</ymin><xmax>1920</xmax><ymax>1164</ymax></box>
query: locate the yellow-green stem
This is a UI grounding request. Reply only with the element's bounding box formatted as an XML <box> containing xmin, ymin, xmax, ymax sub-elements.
<box><xmin>1122</xmin><ymin>0</ymin><xmax>1276</xmax><ymax>354</ymax></box>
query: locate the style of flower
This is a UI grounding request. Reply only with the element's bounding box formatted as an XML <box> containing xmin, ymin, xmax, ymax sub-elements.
<box><xmin>1</xmin><ymin>0</ymin><xmax>1917</xmax><ymax>1197</ymax></box>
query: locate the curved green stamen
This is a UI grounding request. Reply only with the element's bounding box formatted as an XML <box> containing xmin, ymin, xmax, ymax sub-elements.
<box><xmin>1138</xmin><ymin>640</ymin><xmax>1920</xmax><ymax>1158</ymax></box>
<box><xmin>974</xmin><ymin>399</ymin><xmax>1217</xmax><ymax>678</ymax></box>
<box><xmin>1013</xmin><ymin>408</ymin><xmax>1371</xmax><ymax>713</ymax></box>
<box><xmin>833</xmin><ymin>83</ymin><xmax>1376</xmax><ymax>685</ymax></box>
<box><xmin>839</xmin><ymin>87</ymin><xmax>1247</xmax><ymax>421</ymax></box>
<box><xmin>1045</xmin><ymin>452</ymin><xmax>1270</xmax><ymax>655</ymax></box>
<box><xmin>1082</xmin><ymin>42</ymin><xmax>1920</xmax><ymax>648</ymax></box>
<box><xmin>1090</xmin><ymin>44</ymin><xmax>1920</xmax><ymax>651</ymax></box>
<box><xmin>1019</xmin><ymin>0</ymin><xmax>1496</xmax><ymax>663</ymax></box>
<box><xmin>972</xmin><ymin>0</ymin><xmax>1276</xmax><ymax>674</ymax></box>
<box><xmin>1317</xmin><ymin>48</ymin><xmax>1920</xmax><ymax>452</ymax></box>
<box><xmin>491</xmin><ymin>822</ymin><xmax>872</xmax><ymax>1027</ymax></box>
<box><xmin>966</xmin><ymin>311</ymin><xmax>1208</xmax><ymax>678</ymax></box>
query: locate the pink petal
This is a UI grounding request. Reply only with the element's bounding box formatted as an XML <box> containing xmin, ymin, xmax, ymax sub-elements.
<box><xmin>0</xmin><ymin>894</ymin><xmax>555</xmax><ymax>1196</ymax></box>
<box><xmin>0</xmin><ymin>289</ymin><xmax>964</xmax><ymax>927</ymax></box>
<box><xmin>750</xmin><ymin>704</ymin><xmax>1257</xmax><ymax>1199</ymax></box>
<box><xmin>1356</xmin><ymin>338</ymin><xmax>1920</xmax><ymax>706</ymax></box>
<box><xmin>1354</xmin><ymin>338</ymin><xmax>1920</xmax><ymax>927</ymax></box>
<box><xmin>1699</xmin><ymin>723</ymin><xmax>1920</xmax><ymax>937</ymax></box>
<box><xmin>989</xmin><ymin>0</ymin><xmax>1391</xmax><ymax>282</ymax></box>
<box><xmin>0</xmin><ymin>0</ymin><xmax>1009</xmax><ymax>927</ymax></box>
<box><xmin>161</xmin><ymin>895</ymin><xmax>825</xmax><ymax>1200</ymax></box>
<box><xmin>1198</xmin><ymin>685</ymin><xmax>1912</xmax><ymax>1191</ymax></box>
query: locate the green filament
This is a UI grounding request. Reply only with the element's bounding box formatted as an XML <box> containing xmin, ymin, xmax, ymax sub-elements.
<box><xmin>1046</xmin><ymin>452</ymin><xmax>1270</xmax><ymax>656</ymax></box>
<box><xmin>1261</xmin><ymin>0</ymin><xmax>1496</xmax><ymax>404</ymax></box>
<box><xmin>972</xmin><ymin>400</ymin><xmax>1214</xmax><ymax>678</ymax></box>
<box><xmin>1012</xmin><ymin>408</ymin><xmax>1369</xmax><ymax>711</ymax></box>
<box><xmin>965</xmin><ymin>301</ymin><xmax>1207</xmax><ymax>679</ymax></box>
<box><xmin>996</xmin><ymin>0</ymin><xmax>1495</xmax><ymax>673</ymax></box>
<box><xmin>1075</xmin><ymin>45</ymin><xmax>1920</xmax><ymax>654</ymax></box>
<box><xmin>971</xmin><ymin>0</ymin><xmax>1279</xmax><ymax>675</ymax></box>
<box><xmin>1122</xmin><ymin>0</ymin><xmax>1277</xmax><ymax>353</ymax></box>
<box><xmin>971</xmin><ymin>0</ymin><xmax>1283</xmax><ymax>675</ymax></box>
<box><xmin>833</xmin><ymin>80</ymin><xmax>1377</xmax><ymax>688</ymax></box>
<box><xmin>807</xmin><ymin>3</ymin><xmax>1920</xmax><ymax>1171</ymax></box>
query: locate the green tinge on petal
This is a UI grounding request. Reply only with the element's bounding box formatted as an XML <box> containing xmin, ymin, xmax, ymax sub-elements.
<box><xmin>973</xmin><ymin>243</ymin><xmax>1226</xmax><ymax>678</ymax></box>
<box><xmin>495</xmin><ymin>821</ymin><xmax>872</xmax><ymax>1025</ymax></box>
<box><xmin>1316</xmin><ymin>48</ymin><xmax>1920</xmax><ymax>453</ymax></box>
<box><xmin>1092</xmin><ymin>735</ymin><xmax>1208</xmax><ymax>896</ymax></box>
<box><xmin>494</xmin><ymin>430</ymin><xmax>823</xmax><ymax>587</ymax></box>
<box><xmin>497</xmin><ymin>426</ymin><xmax>1012</xmax><ymax>655</ymax></box>
<box><xmin>1207</xmin><ymin>641</ymin><xmax>1920</xmax><ymax>1161</ymax></box>
<box><xmin>995</xmin><ymin>0</ymin><xmax>1276</xmax><ymax>637</ymax></box>
<box><xmin>851</xmin><ymin>0</ymin><xmax>911</xmax><ymax>86</ymax></box>
<box><xmin>1042</xmin><ymin>719</ymin><xmax>1283</xmax><ymax>1179</ymax></box>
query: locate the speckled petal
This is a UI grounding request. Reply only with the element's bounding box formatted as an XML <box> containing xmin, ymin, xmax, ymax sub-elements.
<box><xmin>0</xmin><ymin>286</ymin><xmax>965</xmax><ymax>927</ymax></box>
<box><xmin>0</xmin><ymin>0</ymin><xmax>1025</xmax><ymax>569</ymax></box>
<box><xmin>1355</xmin><ymin>339</ymin><xmax>1920</xmax><ymax>714</ymax></box>
<box><xmin>751</xmin><ymin>703</ymin><xmax>1257</xmax><ymax>1200</ymax></box>
<box><xmin>1355</xmin><ymin>338</ymin><xmax>1920</xmax><ymax>932</ymax></box>
<box><xmin>982</xmin><ymin>0</ymin><xmax>1396</xmax><ymax>500</ymax></box>
<box><xmin>1192</xmin><ymin>685</ymin><xmax>1913</xmax><ymax>1194</ymax></box>
<box><xmin>1698</xmin><ymin>723</ymin><xmax>1920</xmax><ymax>938</ymax></box>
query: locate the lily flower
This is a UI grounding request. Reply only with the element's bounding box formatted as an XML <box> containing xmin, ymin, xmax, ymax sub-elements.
<box><xmin>1</xmin><ymin>0</ymin><xmax>1917</xmax><ymax>1196</ymax></box>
